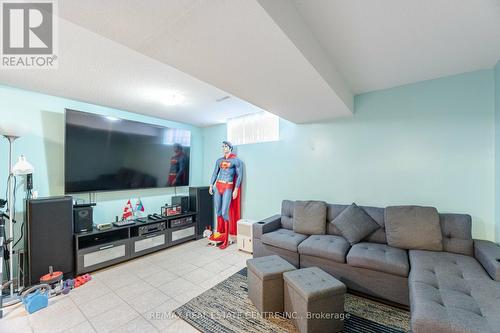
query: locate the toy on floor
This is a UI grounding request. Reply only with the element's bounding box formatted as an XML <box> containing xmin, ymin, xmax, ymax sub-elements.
<box><xmin>21</xmin><ymin>284</ymin><xmax>50</xmax><ymax>314</ymax></box>
<box><xmin>203</xmin><ymin>226</ymin><xmax>213</xmax><ymax>239</ymax></box>
<box><xmin>39</xmin><ymin>266</ymin><xmax>63</xmax><ymax>288</ymax></box>
<box><xmin>207</xmin><ymin>228</ymin><xmax>237</xmax><ymax>247</ymax></box>
<box><xmin>18</xmin><ymin>269</ymin><xmax>90</xmax><ymax>315</ymax></box>
<box><xmin>38</xmin><ymin>266</ymin><xmax>91</xmax><ymax>295</ymax></box>
<box><xmin>62</xmin><ymin>279</ymin><xmax>74</xmax><ymax>294</ymax></box>
<box><xmin>206</xmin><ymin>226</ymin><xmax>219</xmax><ymax>245</ymax></box>
<box><xmin>39</xmin><ymin>265</ymin><xmax>69</xmax><ymax>296</ymax></box>
<box><xmin>73</xmin><ymin>274</ymin><xmax>92</xmax><ymax>288</ymax></box>
<box><xmin>208</xmin><ymin>230</ymin><xmax>225</xmax><ymax>246</ymax></box>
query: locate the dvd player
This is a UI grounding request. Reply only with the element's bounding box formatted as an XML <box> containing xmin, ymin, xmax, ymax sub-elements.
<box><xmin>139</xmin><ymin>222</ymin><xmax>166</xmax><ymax>236</ymax></box>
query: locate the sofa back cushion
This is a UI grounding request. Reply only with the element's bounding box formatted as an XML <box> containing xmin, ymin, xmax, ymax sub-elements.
<box><xmin>439</xmin><ymin>213</ymin><xmax>473</xmax><ymax>256</ymax></box>
<box><xmin>326</xmin><ymin>204</ymin><xmax>348</xmax><ymax>236</ymax></box>
<box><xmin>327</xmin><ymin>204</ymin><xmax>386</xmax><ymax>244</ymax></box>
<box><xmin>385</xmin><ymin>205</ymin><xmax>443</xmax><ymax>251</ymax></box>
<box><xmin>281</xmin><ymin>200</ymin><xmax>295</xmax><ymax>230</ymax></box>
<box><xmin>293</xmin><ymin>201</ymin><xmax>327</xmax><ymax>235</ymax></box>
<box><xmin>332</xmin><ymin>203</ymin><xmax>380</xmax><ymax>244</ymax></box>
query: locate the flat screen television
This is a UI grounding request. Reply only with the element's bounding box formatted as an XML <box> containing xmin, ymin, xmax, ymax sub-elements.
<box><xmin>64</xmin><ymin>109</ymin><xmax>191</xmax><ymax>193</ymax></box>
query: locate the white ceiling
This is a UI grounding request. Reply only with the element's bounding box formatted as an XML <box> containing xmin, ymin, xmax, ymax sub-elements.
<box><xmin>56</xmin><ymin>0</ymin><xmax>353</xmax><ymax>124</ymax></box>
<box><xmin>0</xmin><ymin>13</ymin><xmax>265</xmax><ymax>127</ymax></box>
<box><xmin>292</xmin><ymin>0</ymin><xmax>500</xmax><ymax>93</ymax></box>
<box><xmin>2</xmin><ymin>0</ymin><xmax>499</xmax><ymax>125</ymax></box>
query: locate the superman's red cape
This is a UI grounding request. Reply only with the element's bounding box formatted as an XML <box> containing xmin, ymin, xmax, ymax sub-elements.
<box><xmin>227</xmin><ymin>153</ymin><xmax>241</xmax><ymax>236</ymax></box>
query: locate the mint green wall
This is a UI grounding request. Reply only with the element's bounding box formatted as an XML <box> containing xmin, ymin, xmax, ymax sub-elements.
<box><xmin>0</xmin><ymin>84</ymin><xmax>204</xmax><ymax>232</ymax></box>
<box><xmin>203</xmin><ymin>70</ymin><xmax>496</xmax><ymax>241</ymax></box>
<box><xmin>495</xmin><ymin>61</ymin><xmax>500</xmax><ymax>243</ymax></box>
<box><xmin>1</xmin><ymin>69</ymin><xmax>497</xmax><ymax>247</ymax></box>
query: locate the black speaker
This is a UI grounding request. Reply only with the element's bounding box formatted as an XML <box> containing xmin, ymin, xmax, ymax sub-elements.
<box><xmin>74</xmin><ymin>206</ymin><xmax>93</xmax><ymax>233</ymax></box>
<box><xmin>27</xmin><ymin>196</ymin><xmax>74</xmax><ymax>286</ymax></box>
<box><xmin>189</xmin><ymin>187</ymin><xmax>213</xmax><ymax>239</ymax></box>
<box><xmin>172</xmin><ymin>195</ymin><xmax>189</xmax><ymax>213</ymax></box>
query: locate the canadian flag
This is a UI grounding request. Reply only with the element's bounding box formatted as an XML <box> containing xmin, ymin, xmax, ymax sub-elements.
<box><xmin>122</xmin><ymin>199</ymin><xmax>134</xmax><ymax>220</ymax></box>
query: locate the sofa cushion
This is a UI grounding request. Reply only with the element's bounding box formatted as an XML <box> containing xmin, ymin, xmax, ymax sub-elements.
<box><xmin>362</xmin><ymin>206</ymin><xmax>387</xmax><ymax>244</ymax></box>
<box><xmin>298</xmin><ymin>235</ymin><xmax>350</xmax><ymax>263</ymax></box>
<box><xmin>385</xmin><ymin>205</ymin><xmax>443</xmax><ymax>251</ymax></box>
<box><xmin>327</xmin><ymin>204</ymin><xmax>387</xmax><ymax>244</ymax></box>
<box><xmin>347</xmin><ymin>242</ymin><xmax>409</xmax><ymax>277</ymax></box>
<box><xmin>332</xmin><ymin>203</ymin><xmax>379</xmax><ymax>245</ymax></box>
<box><xmin>440</xmin><ymin>213</ymin><xmax>473</xmax><ymax>256</ymax></box>
<box><xmin>293</xmin><ymin>201</ymin><xmax>327</xmax><ymax>235</ymax></box>
<box><xmin>281</xmin><ymin>200</ymin><xmax>294</xmax><ymax>230</ymax></box>
<box><xmin>261</xmin><ymin>228</ymin><xmax>308</xmax><ymax>252</ymax></box>
<box><xmin>409</xmin><ymin>250</ymin><xmax>500</xmax><ymax>333</ymax></box>
<box><xmin>326</xmin><ymin>204</ymin><xmax>348</xmax><ymax>236</ymax></box>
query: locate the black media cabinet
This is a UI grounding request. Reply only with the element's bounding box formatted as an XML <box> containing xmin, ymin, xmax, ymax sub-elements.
<box><xmin>75</xmin><ymin>212</ymin><xmax>198</xmax><ymax>275</ymax></box>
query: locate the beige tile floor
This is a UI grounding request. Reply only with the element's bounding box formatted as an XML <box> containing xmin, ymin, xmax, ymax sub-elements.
<box><xmin>0</xmin><ymin>239</ymin><xmax>251</xmax><ymax>333</ymax></box>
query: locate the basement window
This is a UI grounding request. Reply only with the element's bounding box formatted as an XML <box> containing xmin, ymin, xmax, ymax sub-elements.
<box><xmin>227</xmin><ymin>111</ymin><xmax>280</xmax><ymax>145</ymax></box>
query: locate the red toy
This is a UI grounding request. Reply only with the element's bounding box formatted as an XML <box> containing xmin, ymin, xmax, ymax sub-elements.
<box><xmin>39</xmin><ymin>266</ymin><xmax>63</xmax><ymax>286</ymax></box>
<box><xmin>73</xmin><ymin>274</ymin><xmax>92</xmax><ymax>288</ymax></box>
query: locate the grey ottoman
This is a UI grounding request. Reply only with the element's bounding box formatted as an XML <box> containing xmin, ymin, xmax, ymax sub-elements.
<box><xmin>283</xmin><ymin>267</ymin><xmax>346</xmax><ymax>333</ymax></box>
<box><xmin>247</xmin><ymin>255</ymin><xmax>296</xmax><ymax>314</ymax></box>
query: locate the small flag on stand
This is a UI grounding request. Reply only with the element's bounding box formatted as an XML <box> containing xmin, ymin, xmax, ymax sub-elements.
<box><xmin>135</xmin><ymin>198</ymin><xmax>145</xmax><ymax>217</ymax></box>
<box><xmin>122</xmin><ymin>199</ymin><xmax>134</xmax><ymax>220</ymax></box>
<box><xmin>135</xmin><ymin>198</ymin><xmax>145</xmax><ymax>212</ymax></box>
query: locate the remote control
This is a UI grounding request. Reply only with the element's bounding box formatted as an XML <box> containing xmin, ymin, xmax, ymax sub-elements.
<box><xmin>113</xmin><ymin>220</ymin><xmax>136</xmax><ymax>227</ymax></box>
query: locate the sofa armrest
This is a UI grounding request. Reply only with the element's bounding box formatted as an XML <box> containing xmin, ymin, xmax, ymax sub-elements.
<box><xmin>253</xmin><ymin>214</ymin><xmax>281</xmax><ymax>239</ymax></box>
<box><xmin>474</xmin><ymin>239</ymin><xmax>500</xmax><ymax>281</ymax></box>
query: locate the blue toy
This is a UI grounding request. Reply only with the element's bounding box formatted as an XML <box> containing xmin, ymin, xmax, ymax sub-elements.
<box><xmin>62</xmin><ymin>279</ymin><xmax>74</xmax><ymax>295</ymax></box>
<box><xmin>21</xmin><ymin>284</ymin><xmax>50</xmax><ymax>314</ymax></box>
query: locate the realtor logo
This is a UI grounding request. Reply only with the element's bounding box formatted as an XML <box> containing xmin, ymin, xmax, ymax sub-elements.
<box><xmin>1</xmin><ymin>0</ymin><xmax>58</xmax><ymax>68</ymax></box>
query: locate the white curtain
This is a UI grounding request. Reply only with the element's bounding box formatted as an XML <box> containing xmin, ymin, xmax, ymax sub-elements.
<box><xmin>227</xmin><ymin>112</ymin><xmax>279</xmax><ymax>145</ymax></box>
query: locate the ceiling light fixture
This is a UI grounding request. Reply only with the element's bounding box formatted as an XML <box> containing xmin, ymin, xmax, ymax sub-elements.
<box><xmin>143</xmin><ymin>88</ymin><xmax>186</xmax><ymax>106</ymax></box>
<box><xmin>162</xmin><ymin>91</ymin><xmax>185</xmax><ymax>106</ymax></box>
<box><xmin>105</xmin><ymin>116</ymin><xmax>120</xmax><ymax>121</ymax></box>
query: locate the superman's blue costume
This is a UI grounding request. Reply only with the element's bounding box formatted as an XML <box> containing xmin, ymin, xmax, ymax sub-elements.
<box><xmin>210</xmin><ymin>149</ymin><xmax>243</xmax><ymax>249</ymax></box>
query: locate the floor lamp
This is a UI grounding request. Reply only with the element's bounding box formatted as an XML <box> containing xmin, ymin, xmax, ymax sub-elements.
<box><xmin>1</xmin><ymin>135</ymin><xmax>33</xmax><ymax>306</ymax></box>
<box><xmin>3</xmin><ymin>134</ymin><xmax>19</xmax><ymax>302</ymax></box>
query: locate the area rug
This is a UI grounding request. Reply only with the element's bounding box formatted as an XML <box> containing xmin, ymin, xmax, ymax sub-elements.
<box><xmin>175</xmin><ymin>268</ymin><xmax>410</xmax><ymax>333</ymax></box>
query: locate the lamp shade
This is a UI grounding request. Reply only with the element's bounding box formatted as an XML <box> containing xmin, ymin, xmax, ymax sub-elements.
<box><xmin>0</xmin><ymin>121</ymin><xmax>27</xmax><ymax>137</ymax></box>
<box><xmin>13</xmin><ymin>155</ymin><xmax>34</xmax><ymax>175</ymax></box>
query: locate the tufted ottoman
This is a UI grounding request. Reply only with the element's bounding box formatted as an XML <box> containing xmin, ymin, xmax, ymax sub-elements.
<box><xmin>247</xmin><ymin>255</ymin><xmax>296</xmax><ymax>314</ymax></box>
<box><xmin>283</xmin><ymin>267</ymin><xmax>346</xmax><ymax>333</ymax></box>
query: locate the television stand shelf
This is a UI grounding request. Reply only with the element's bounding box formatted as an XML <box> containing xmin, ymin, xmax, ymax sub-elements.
<box><xmin>75</xmin><ymin>212</ymin><xmax>198</xmax><ymax>275</ymax></box>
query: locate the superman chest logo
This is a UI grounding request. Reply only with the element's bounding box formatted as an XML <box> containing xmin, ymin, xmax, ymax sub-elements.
<box><xmin>220</xmin><ymin>161</ymin><xmax>232</xmax><ymax>169</ymax></box>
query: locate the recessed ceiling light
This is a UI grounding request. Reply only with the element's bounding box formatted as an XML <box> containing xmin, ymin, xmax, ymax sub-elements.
<box><xmin>143</xmin><ymin>88</ymin><xmax>186</xmax><ymax>106</ymax></box>
<box><xmin>163</xmin><ymin>92</ymin><xmax>185</xmax><ymax>106</ymax></box>
<box><xmin>105</xmin><ymin>116</ymin><xmax>120</xmax><ymax>121</ymax></box>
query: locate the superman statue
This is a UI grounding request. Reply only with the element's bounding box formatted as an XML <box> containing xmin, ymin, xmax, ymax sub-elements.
<box><xmin>209</xmin><ymin>141</ymin><xmax>243</xmax><ymax>249</ymax></box>
<box><xmin>167</xmin><ymin>143</ymin><xmax>187</xmax><ymax>186</ymax></box>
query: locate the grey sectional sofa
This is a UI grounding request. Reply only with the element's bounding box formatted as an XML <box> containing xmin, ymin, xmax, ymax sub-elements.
<box><xmin>252</xmin><ymin>200</ymin><xmax>500</xmax><ymax>333</ymax></box>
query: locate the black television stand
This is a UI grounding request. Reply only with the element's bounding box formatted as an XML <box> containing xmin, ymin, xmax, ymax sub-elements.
<box><xmin>74</xmin><ymin>212</ymin><xmax>198</xmax><ymax>275</ymax></box>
